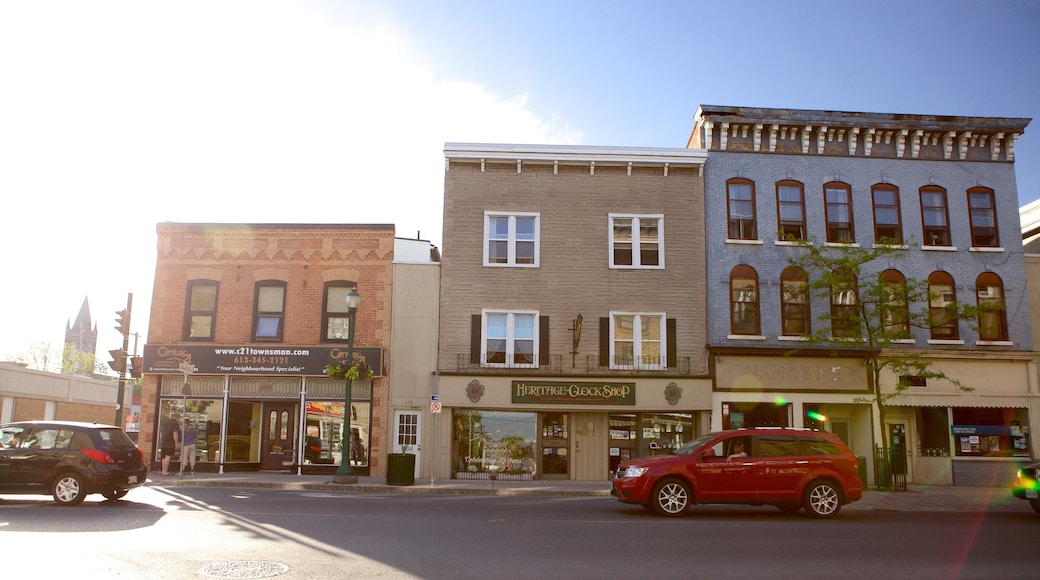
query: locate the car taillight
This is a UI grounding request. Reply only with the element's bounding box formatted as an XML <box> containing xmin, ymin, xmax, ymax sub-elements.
<box><xmin>309</xmin><ymin>445</ymin><xmax>321</xmax><ymax>452</ymax></box>
<box><xmin>81</xmin><ymin>449</ymin><xmax>116</xmax><ymax>464</ymax></box>
<box><xmin>138</xmin><ymin>448</ymin><xmax>145</xmax><ymax>461</ymax></box>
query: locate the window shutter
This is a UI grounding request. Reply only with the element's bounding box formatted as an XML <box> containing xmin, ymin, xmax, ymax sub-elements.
<box><xmin>599</xmin><ymin>317</ymin><xmax>610</xmax><ymax>367</ymax></box>
<box><xmin>539</xmin><ymin>316</ymin><xmax>550</xmax><ymax>366</ymax></box>
<box><xmin>667</xmin><ymin>318</ymin><xmax>677</xmax><ymax>368</ymax></box>
<box><xmin>470</xmin><ymin>314</ymin><xmax>481</xmax><ymax>365</ymax></box>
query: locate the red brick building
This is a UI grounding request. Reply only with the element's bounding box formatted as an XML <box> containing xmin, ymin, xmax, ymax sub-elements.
<box><xmin>140</xmin><ymin>223</ymin><xmax>394</xmax><ymax>476</ymax></box>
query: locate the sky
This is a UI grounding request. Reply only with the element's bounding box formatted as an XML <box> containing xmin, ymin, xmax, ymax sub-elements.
<box><xmin>1</xmin><ymin>0</ymin><xmax>1038</xmax><ymax>367</ymax></box>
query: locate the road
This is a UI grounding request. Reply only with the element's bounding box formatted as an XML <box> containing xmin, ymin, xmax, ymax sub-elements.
<box><xmin>2</xmin><ymin>485</ymin><xmax>1038</xmax><ymax>579</ymax></box>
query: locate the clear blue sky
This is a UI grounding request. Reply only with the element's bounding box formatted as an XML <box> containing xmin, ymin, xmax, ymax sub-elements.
<box><xmin>1</xmin><ymin>0</ymin><xmax>1037</xmax><ymax>363</ymax></box>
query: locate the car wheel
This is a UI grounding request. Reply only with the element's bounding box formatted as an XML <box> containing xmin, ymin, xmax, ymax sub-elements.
<box><xmin>777</xmin><ymin>503</ymin><xmax>802</xmax><ymax>514</ymax></box>
<box><xmin>804</xmin><ymin>480</ymin><xmax>842</xmax><ymax>519</ymax></box>
<box><xmin>651</xmin><ymin>478</ymin><xmax>691</xmax><ymax>517</ymax></box>
<box><xmin>1030</xmin><ymin>498</ymin><xmax>1040</xmax><ymax>514</ymax></box>
<box><xmin>52</xmin><ymin>472</ymin><xmax>87</xmax><ymax>506</ymax></box>
<box><xmin>102</xmin><ymin>489</ymin><xmax>130</xmax><ymax>500</ymax></box>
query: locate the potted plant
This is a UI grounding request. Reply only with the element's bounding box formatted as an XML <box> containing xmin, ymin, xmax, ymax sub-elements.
<box><xmin>323</xmin><ymin>361</ymin><xmax>373</xmax><ymax>381</ymax></box>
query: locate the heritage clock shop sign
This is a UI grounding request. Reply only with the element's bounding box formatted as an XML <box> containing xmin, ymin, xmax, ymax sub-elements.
<box><xmin>512</xmin><ymin>381</ymin><xmax>635</xmax><ymax>405</ymax></box>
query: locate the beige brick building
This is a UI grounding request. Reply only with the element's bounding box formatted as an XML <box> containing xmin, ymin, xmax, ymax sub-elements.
<box><xmin>140</xmin><ymin>223</ymin><xmax>395</xmax><ymax>476</ymax></box>
<box><xmin>431</xmin><ymin>144</ymin><xmax>711</xmax><ymax>481</ymax></box>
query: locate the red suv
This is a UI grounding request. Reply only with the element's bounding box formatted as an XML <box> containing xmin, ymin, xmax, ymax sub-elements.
<box><xmin>611</xmin><ymin>428</ymin><xmax>863</xmax><ymax>518</ymax></box>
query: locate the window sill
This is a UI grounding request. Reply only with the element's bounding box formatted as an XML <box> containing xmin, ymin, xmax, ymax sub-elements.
<box><xmin>608</xmin><ymin>264</ymin><xmax>666</xmax><ymax>270</ymax></box>
<box><xmin>874</xmin><ymin>243</ymin><xmax>909</xmax><ymax>250</ymax></box>
<box><xmin>725</xmin><ymin>239</ymin><xmax>764</xmax><ymax>245</ymax></box>
<box><xmin>927</xmin><ymin>339</ymin><xmax>965</xmax><ymax>345</ymax></box>
<box><xmin>922</xmin><ymin>245</ymin><xmax>958</xmax><ymax>252</ymax></box>
<box><xmin>975</xmin><ymin>340</ymin><xmax>1014</xmax><ymax>346</ymax></box>
<box><xmin>969</xmin><ymin>247</ymin><xmax>1005</xmax><ymax>253</ymax></box>
<box><xmin>777</xmin><ymin>336</ymin><xmax>809</xmax><ymax>341</ymax></box>
<box><xmin>727</xmin><ymin>334</ymin><xmax>767</xmax><ymax>341</ymax></box>
<box><xmin>773</xmin><ymin>240</ymin><xmax>808</xmax><ymax>247</ymax></box>
<box><xmin>483</xmin><ymin>263</ymin><xmax>540</xmax><ymax>268</ymax></box>
<box><xmin>825</xmin><ymin>242</ymin><xmax>861</xmax><ymax>248</ymax></box>
<box><xmin>890</xmin><ymin>338</ymin><xmax>917</xmax><ymax>344</ymax></box>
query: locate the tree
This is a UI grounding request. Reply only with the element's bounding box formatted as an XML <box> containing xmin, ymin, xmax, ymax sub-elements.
<box><xmin>9</xmin><ymin>341</ymin><xmax>110</xmax><ymax>377</ymax></box>
<box><xmin>785</xmin><ymin>238</ymin><xmax>985</xmax><ymax>455</ymax></box>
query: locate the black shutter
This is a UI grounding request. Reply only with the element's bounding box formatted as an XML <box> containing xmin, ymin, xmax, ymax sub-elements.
<box><xmin>539</xmin><ymin>316</ymin><xmax>550</xmax><ymax>366</ymax></box>
<box><xmin>599</xmin><ymin>317</ymin><xmax>610</xmax><ymax>367</ymax></box>
<box><xmin>470</xmin><ymin>314</ymin><xmax>481</xmax><ymax>365</ymax></box>
<box><xmin>667</xmin><ymin>318</ymin><xmax>677</xmax><ymax>368</ymax></box>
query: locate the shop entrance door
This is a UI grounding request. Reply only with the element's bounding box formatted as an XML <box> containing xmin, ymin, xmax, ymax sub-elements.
<box><xmin>393</xmin><ymin>411</ymin><xmax>421</xmax><ymax>478</ymax></box>
<box><xmin>261</xmin><ymin>403</ymin><xmax>295</xmax><ymax>470</ymax></box>
<box><xmin>540</xmin><ymin>412</ymin><xmax>569</xmax><ymax>480</ymax></box>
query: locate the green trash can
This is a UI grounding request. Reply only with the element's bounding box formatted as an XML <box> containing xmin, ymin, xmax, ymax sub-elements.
<box><xmin>386</xmin><ymin>453</ymin><xmax>415</xmax><ymax>486</ymax></box>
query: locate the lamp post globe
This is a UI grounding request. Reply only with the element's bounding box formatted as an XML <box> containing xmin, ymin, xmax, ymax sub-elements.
<box><xmin>333</xmin><ymin>288</ymin><xmax>361</xmax><ymax>483</ymax></box>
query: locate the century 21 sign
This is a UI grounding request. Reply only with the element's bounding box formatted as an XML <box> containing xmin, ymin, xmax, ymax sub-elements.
<box><xmin>512</xmin><ymin>381</ymin><xmax>635</xmax><ymax>405</ymax></box>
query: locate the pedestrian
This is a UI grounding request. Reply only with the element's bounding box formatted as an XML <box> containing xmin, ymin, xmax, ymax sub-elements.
<box><xmin>160</xmin><ymin>412</ymin><xmax>180</xmax><ymax>476</ymax></box>
<box><xmin>179</xmin><ymin>419</ymin><xmax>197</xmax><ymax>476</ymax></box>
<box><xmin>350</xmin><ymin>431</ymin><xmax>365</xmax><ymax>465</ymax></box>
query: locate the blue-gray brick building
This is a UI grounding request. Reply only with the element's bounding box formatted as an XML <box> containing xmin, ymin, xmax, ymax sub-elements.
<box><xmin>690</xmin><ymin>105</ymin><xmax>1036</xmax><ymax>486</ymax></box>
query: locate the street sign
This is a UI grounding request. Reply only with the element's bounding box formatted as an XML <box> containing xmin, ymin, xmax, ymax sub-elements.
<box><xmin>431</xmin><ymin>401</ymin><xmax>442</xmax><ymax>414</ymax></box>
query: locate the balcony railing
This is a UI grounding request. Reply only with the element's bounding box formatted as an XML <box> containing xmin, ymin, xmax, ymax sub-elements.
<box><xmin>445</xmin><ymin>353</ymin><xmax>691</xmax><ymax>374</ymax></box>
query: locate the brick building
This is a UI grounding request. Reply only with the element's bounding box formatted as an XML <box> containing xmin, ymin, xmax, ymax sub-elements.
<box><xmin>140</xmin><ymin>223</ymin><xmax>394</xmax><ymax>476</ymax></box>
<box><xmin>691</xmin><ymin>105</ymin><xmax>1035</xmax><ymax>486</ymax></box>
<box><xmin>432</xmin><ymin>144</ymin><xmax>711</xmax><ymax>482</ymax></box>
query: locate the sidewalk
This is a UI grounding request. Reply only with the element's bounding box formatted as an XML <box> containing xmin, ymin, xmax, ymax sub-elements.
<box><xmin>149</xmin><ymin>471</ymin><xmax>1034</xmax><ymax>513</ymax></box>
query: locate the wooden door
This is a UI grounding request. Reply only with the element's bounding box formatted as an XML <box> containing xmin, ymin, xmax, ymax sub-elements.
<box><xmin>261</xmin><ymin>404</ymin><xmax>295</xmax><ymax>470</ymax></box>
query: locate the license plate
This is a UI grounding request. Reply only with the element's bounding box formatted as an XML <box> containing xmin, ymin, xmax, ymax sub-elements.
<box><xmin>1027</xmin><ymin>490</ymin><xmax>1038</xmax><ymax>499</ymax></box>
<box><xmin>128</xmin><ymin>475</ymin><xmax>138</xmax><ymax>485</ymax></box>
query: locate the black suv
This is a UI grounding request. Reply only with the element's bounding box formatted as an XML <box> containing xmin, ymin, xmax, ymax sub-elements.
<box><xmin>0</xmin><ymin>420</ymin><xmax>148</xmax><ymax>506</ymax></box>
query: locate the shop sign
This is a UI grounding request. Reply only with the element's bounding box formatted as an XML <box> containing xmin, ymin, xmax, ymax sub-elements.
<box><xmin>512</xmin><ymin>381</ymin><xmax>635</xmax><ymax>405</ymax></box>
<box><xmin>143</xmin><ymin>344</ymin><xmax>383</xmax><ymax>376</ymax></box>
<box><xmin>951</xmin><ymin>425</ymin><xmax>1013</xmax><ymax>436</ymax></box>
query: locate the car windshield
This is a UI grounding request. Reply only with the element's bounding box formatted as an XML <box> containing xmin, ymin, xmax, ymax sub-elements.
<box><xmin>672</xmin><ymin>433</ymin><xmax>717</xmax><ymax>456</ymax></box>
<box><xmin>98</xmin><ymin>428</ymin><xmax>136</xmax><ymax>448</ymax></box>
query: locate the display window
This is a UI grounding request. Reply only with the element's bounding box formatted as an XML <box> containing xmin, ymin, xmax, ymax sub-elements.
<box><xmin>158</xmin><ymin>399</ymin><xmax>224</xmax><ymax>464</ymax></box>
<box><xmin>304</xmin><ymin>400</ymin><xmax>370</xmax><ymax>467</ymax></box>
<box><xmin>951</xmin><ymin>408</ymin><xmax>1030</xmax><ymax>458</ymax></box>
<box><xmin>452</xmin><ymin>410</ymin><xmax>537</xmax><ymax>480</ymax></box>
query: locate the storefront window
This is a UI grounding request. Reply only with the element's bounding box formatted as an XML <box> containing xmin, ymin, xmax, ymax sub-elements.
<box><xmin>916</xmin><ymin>407</ymin><xmax>951</xmax><ymax>456</ymax></box>
<box><xmin>304</xmin><ymin>401</ymin><xmax>370</xmax><ymax>467</ymax></box>
<box><xmin>641</xmin><ymin>413</ymin><xmax>694</xmax><ymax>455</ymax></box>
<box><xmin>951</xmin><ymin>408</ymin><xmax>1030</xmax><ymax>458</ymax></box>
<box><xmin>452</xmin><ymin>410</ymin><xmax>536</xmax><ymax>479</ymax></box>
<box><xmin>158</xmin><ymin>399</ymin><xmax>223</xmax><ymax>464</ymax></box>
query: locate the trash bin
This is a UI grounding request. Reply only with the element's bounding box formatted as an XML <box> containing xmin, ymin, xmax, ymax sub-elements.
<box><xmin>856</xmin><ymin>456</ymin><xmax>867</xmax><ymax>486</ymax></box>
<box><xmin>386</xmin><ymin>453</ymin><xmax>415</xmax><ymax>486</ymax></box>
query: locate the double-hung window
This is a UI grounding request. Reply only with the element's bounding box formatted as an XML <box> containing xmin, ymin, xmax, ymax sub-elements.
<box><xmin>976</xmin><ymin>273</ymin><xmax>1008</xmax><ymax>341</ymax></box>
<box><xmin>879</xmin><ymin>269</ymin><xmax>910</xmax><ymax>339</ymax></box>
<box><xmin>184</xmin><ymin>280</ymin><xmax>218</xmax><ymax>340</ymax></box>
<box><xmin>776</xmin><ymin>181</ymin><xmax>805</xmax><ymax>241</ymax></box>
<box><xmin>323</xmin><ymin>282</ymin><xmax>357</xmax><ymax>342</ymax></box>
<box><xmin>967</xmin><ymin>188</ymin><xmax>998</xmax><ymax>247</ymax></box>
<box><xmin>609</xmin><ymin>214</ymin><xmax>664</xmax><ymax>268</ymax></box>
<box><xmin>830</xmin><ymin>269</ymin><xmax>859</xmax><ymax>338</ymax></box>
<box><xmin>484</xmin><ymin>212</ymin><xmax>539</xmax><ymax>267</ymax></box>
<box><xmin>253</xmin><ymin>281</ymin><xmax>286</xmax><ymax>341</ymax></box>
<box><xmin>483</xmin><ymin>310</ymin><xmax>538</xmax><ymax>367</ymax></box>
<box><xmin>928</xmin><ymin>271</ymin><xmax>958</xmax><ymax>340</ymax></box>
<box><xmin>921</xmin><ymin>187</ymin><xmax>951</xmax><ymax>246</ymax></box>
<box><xmin>727</xmin><ymin>179</ymin><xmax>756</xmax><ymax>240</ymax></box>
<box><xmin>610</xmin><ymin>312</ymin><xmax>665</xmax><ymax>370</ymax></box>
<box><xmin>872</xmin><ymin>185</ymin><xmax>903</xmax><ymax>244</ymax></box>
<box><xmin>729</xmin><ymin>265</ymin><xmax>760</xmax><ymax>336</ymax></box>
<box><xmin>780</xmin><ymin>266</ymin><xmax>810</xmax><ymax>336</ymax></box>
<box><xmin>824</xmin><ymin>182</ymin><xmax>854</xmax><ymax>243</ymax></box>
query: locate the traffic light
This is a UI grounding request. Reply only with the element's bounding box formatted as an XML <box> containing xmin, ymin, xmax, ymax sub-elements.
<box><xmin>108</xmin><ymin>349</ymin><xmax>127</xmax><ymax>373</ymax></box>
<box><xmin>115</xmin><ymin>309</ymin><xmax>131</xmax><ymax>337</ymax></box>
<box><xmin>128</xmin><ymin>357</ymin><xmax>143</xmax><ymax>380</ymax></box>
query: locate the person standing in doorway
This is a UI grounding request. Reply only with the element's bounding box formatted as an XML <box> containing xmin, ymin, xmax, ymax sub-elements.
<box><xmin>160</xmin><ymin>412</ymin><xmax>180</xmax><ymax>476</ymax></box>
<box><xmin>179</xmin><ymin>419</ymin><xmax>197</xmax><ymax>476</ymax></box>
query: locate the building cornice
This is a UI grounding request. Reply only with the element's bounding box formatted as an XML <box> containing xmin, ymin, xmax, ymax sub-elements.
<box><xmin>444</xmin><ymin>142</ymin><xmax>706</xmax><ymax>176</ymax></box>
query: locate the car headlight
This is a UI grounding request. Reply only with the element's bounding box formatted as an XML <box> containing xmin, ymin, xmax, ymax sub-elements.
<box><xmin>622</xmin><ymin>466</ymin><xmax>648</xmax><ymax>478</ymax></box>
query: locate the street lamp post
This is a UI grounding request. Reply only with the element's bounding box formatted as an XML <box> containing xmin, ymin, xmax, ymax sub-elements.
<box><xmin>333</xmin><ymin>288</ymin><xmax>362</xmax><ymax>484</ymax></box>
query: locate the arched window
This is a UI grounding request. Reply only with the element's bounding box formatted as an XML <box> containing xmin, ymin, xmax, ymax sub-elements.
<box><xmin>928</xmin><ymin>271</ymin><xmax>958</xmax><ymax>340</ymax></box>
<box><xmin>727</xmin><ymin>178</ymin><xmax>757</xmax><ymax>240</ymax></box>
<box><xmin>730</xmin><ymin>265</ymin><xmax>760</xmax><ymax>335</ymax></box>
<box><xmin>879</xmin><ymin>269</ymin><xmax>910</xmax><ymax>338</ymax></box>
<box><xmin>967</xmin><ymin>187</ymin><xmax>999</xmax><ymax>247</ymax></box>
<box><xmin>780</xmin><ymin>266</ymin><xmax>810</xmax><ymax>336</ymax></box>
<box><xmin>830</xmin><ymin>268</ymin><xmax>859</xmax><ymax>338</ymax></box>
<box><xmin>921</xmin><ymin>186</ymin><xmax>950</xmax><ymax>246</ymax></box>
<box><xmin>776</xmin><ymin>180</ymin><xmax>805</xmax><ymax>241</ymax></box>
<box><xmin>824</xmin><ymin>182</ymin><xmax>854</xmax><ymax>243</ymax></box>
<box><xmin>976</xmin><ymin>272</ymin><xmax>1008</xmax><ymax>341</ymax></box>
<box><xmin>872</xmin><ymin>184</ymin><xmax>902</xmax><ymax>244</ymax></box>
